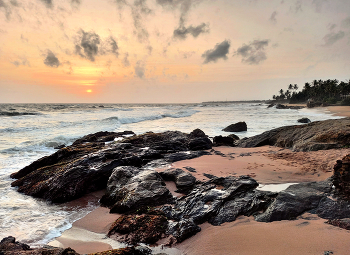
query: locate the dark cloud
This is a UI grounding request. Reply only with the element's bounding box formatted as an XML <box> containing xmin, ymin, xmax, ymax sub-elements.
<box><xmin>44</xmin><ymin>50</ymin><xmax>60</xmax><ymax>67</ymax></box>
<box><xmin>173</xmin><ymin>23</ymin><xmax>209</xmax><ymax>40</ymax></box>
<box><xmin>342</xmin><ymin>17</ymin><xmax>350</xmax><ymax>27</ymax></box>
<box><xmin>123</xmin><ymin>53</ymin><xmax>130</xmax><ymax>67</ymax></box>
<box><xmin>146</xmin><ymin>45</ymin><xmax>152</xmax><ymax>55</ymax></box>
<box><xmin>290</xmin><ymin>1</ymin><xmax>302</xmax><ymax>13</ymax></box>
<box><xmin>108</xmin><ymin>36</ymin><xmax>119</xmax><ymax>57</ymax></box>
<box><xmin>323</xmin><ymin>31</ymin><xmax>345</xmax><ymax>46</ymax></box>
<box><xmin>269</xmin><ymin>11</ymin><xmax>277</xmax><ymax>24</ymax></box>
<box><xmin>202</xmin><ymin>40</ymin><xmax>230</xmax><ymax>64</ymax></box>
<box><xmin>328</xmin><ymin>23</ymin><xmax>336</xmax><ymax>31</ymax></box>
<box><xmin>0</xmin><ymin>0</ymin><xmax>12</xmax><ymax>20</ymax></box>
<box><xmin>40</xmin><ymin>0</ymin><xmax>53</xmax><ymax>8</ymax></box>
<box><xmin>134</xmin><ymin>60</ymin><xmax>145</xmax><ymax>78</ymax></box>
<box><xmin>312</xmin><ymin>0</ymin><xmax>327</xmax><ymax>13</ymax></box>
<box><xmin>12</xmin><ymin>57</ymin><xmax>29</xmax><ymax>67</ymax></box>
<box><xmin>234</xmin><ymin>39</ymin><xmax>270</xmax><ymax>65</ymax></box>
<box><xmin>75</xmin><ymin>30</ymin><xmax>100</xmax><ymax>61</ymax></box>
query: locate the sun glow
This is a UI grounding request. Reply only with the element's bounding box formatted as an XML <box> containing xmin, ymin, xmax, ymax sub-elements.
<box><xmin>86</xmin><ymin>89</ymin><xmax>92</xmax><ymax>93</ymax></box>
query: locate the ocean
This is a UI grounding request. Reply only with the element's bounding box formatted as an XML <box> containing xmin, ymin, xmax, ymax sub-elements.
<box><xmin>0</xmin><ymin>102</ymin><xmax>341</xmax><ymax>247</ymax></box>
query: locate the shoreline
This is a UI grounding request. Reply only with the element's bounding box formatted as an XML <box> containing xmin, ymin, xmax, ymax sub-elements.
<box><xmin>39</xmin><ymin>106</ymin><xmax>350</xmax><ymax>254</ymax></box>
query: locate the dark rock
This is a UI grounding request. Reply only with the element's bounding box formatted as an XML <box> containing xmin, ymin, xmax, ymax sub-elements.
<box><xmin>267</xmin><ymin>103</ymin><xmax>275</xmax><ymax>108</ymax></box>
<box><xmin>159</xmin><ymin>168</ymin><xmax>196</xmax><ymax>193</ymax></box>
<box><xmin>100</xmin><ymin>166</ymin><xmax>174</xmax><ymax>213</ymax></box>
<box><xmin>326</xmin><ymin>218</ymin><xmax>350</xmax><ymax>230</ymax></box>
<box><xmin>163</xmin><ymin>151</ymin><xmax>210</xmax><ymax>163</ymax></box>
<box><xmin>213</xmin><ymin>136</ymin><xmax>234</xmax><ymax>147</ymax></box>
<box><xmin>90</xmin><ymin>247</ymin><xmax>152</xmax><ymax>255</ymax></box>
<box><xmin>332</xmin><ymin>155</ymin><xmax>350</xmax><ymax>197</ymax></box>
<box><xmin>237</xmin><ymin>118</ymin><xmax>350</xmax><ymax>151</ymax></box>
<box><xmin>222</xmin><ymin>122</ymin><xmax>247</xmax><ymax>132</ymax></box>
<box><xmin>73</xmin><ymin>131</ymin><xmax>135</xmax><ymax>146</ymax></box>
<box><xmin>184</xmin><ymin>166</ymin><xmax>196</xmax><ymax>172</ymax></box>
<box><xmin>255</xmin><ymin>180</ymin><xmax>332</xmax><ymax>222</ymax></box>
<box><xmin>203</xmin><ymin>173</ymin><xmax>217</xmax><ymax>179</ymax></box>
<box><xmin>0</xmin><ymin>236</ymin><xmax>30</xmax><ymax>252</ymax></box>
<box><xmin>54</xmin><ymin>144</ymin><xmax>66</xmax><ymax>150</ymax></box>
<box><xmin>166</xmin><ymin>219</ymin><xmax>201</xmax><ymax>243</ymax></box>
<box><xmin>189</xmin><ymin>128</ymin><xmax>207</xmax><ymax>138</ymax></box>
<box><xmin>227</xmin><ymin>134</ymin><xmax>240</xmax><ymax>140</ymax></box>
<box><xmin>188</xmin><ymin>137</ymin><xmax>212</xmax><ymax>150</ymax></box>
<box><xmin>107</xmin><ymin>214</ymin><xmax>168</xmax><ymax>245</ymax></box>
<box><xmin>314</xmin><ymin>196</ymin><xmax>350</xmax><ymax>219</ymax></box>
<box><xmin>297</xmin><ymin>117</ymin><xmax>311</xmax><ymax>123</ymax></box>
<box><xmin>276</xmin><ymin>104</ymin><xmax>304</xmax><ymax>110</ymax></box>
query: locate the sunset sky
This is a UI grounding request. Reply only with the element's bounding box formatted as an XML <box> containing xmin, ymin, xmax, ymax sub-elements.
<box><xmin>0</xmin><ymin>0</ymin><xmax>349</xmax><ymax>103</ymax></box>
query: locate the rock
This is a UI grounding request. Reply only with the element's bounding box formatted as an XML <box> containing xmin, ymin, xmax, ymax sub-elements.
<box><xmin>100</xmin><ymin>167</ymin><xmax>174</xmax><ymax>213</ymax></box>
<box><xmin>326</xmin><ymin>218</ymin><xmax>350</xmax><ymax>230</ymax></box>
<box><xmin>297</xmin><ymin>117</ymin><xmax>311</xmax><ymax>123</ymax></box>
<box><xmin>222</xmin><ymin>122</ymin><xmax>247</xmax><ymax>132</ymax></box>
<box><xmin>159</xmin><ymin>168</ymin><xmax>197</xmax><ymax>193</ymax></box>
<box><xmin>0</xmin><ymin>236</ymin><xmax>79</xmax><ymax>255</ymax></box>
<box><xmin>267</xmin><ymin>103</ymin><xmax>275</xmax><ymax>108</ymax></box>
<box><xmin>189</xmin><ymin>128</ymin><xmax>207</xmax><ymax>138</ymax></box>
<box><xmin>161</xmin><ymin>176</ymin><xmax>265</xmax><ymax>225</ymax></box>
<box><xmin>227</xmin><ymin>134</ymin><xmax>240</xmax><ymax>140</ymax></box>
<box><xmin>54</xmin><ymin>144</ymin><xmax>66</xmax><ymax>149</ymax></box>
<box><xmin>237</xmin><ymin>118</ymin><xmax>350</xmax><ymax>151</ymax></box>
<box><xmin>275</xmin><ymin>104</ymin><xmax>304</xmax><ymax>110</ymax></box>
<box><xmin>166</xmin><ymin>219</ymin><xmax>201</xmax><ymax>243</ymax></box>
<box><xmin>332</xmin><ymin>155</ymin><xmax>350</xmax><ymax>197</ymax></box>
<box><xmin>84</xmin><ymin>247</ymin><xmax>152</xmax><ymax>255</ymax></box>
<box><xmin>11</xmin><ymin>130</ymin><xmax>211</xmax><ymax>203</ymax></box>
<box><xmin>213</xmin><ymin>136</ymin><xmax>235</xmax><ymax>147</ymax></box>
<box><xmin>255</xmin><ymin>180</ymin><xmax>332</xmax><ymax>222</ymax></box>
<box><xmin>107</xmin><ymin>214</ymin><xmax>168</xmax><ymax>245</ymax></box>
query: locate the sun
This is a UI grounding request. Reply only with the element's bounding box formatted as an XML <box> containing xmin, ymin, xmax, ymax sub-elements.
<box><xmin>86</xmin><ymin>89</ymin><xmax>92</xmax><ymax>93</ymax></box>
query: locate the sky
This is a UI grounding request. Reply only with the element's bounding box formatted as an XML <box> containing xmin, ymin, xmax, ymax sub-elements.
<box><xmin>0</xmin><ymin>0</ymin><xmax>350</xmax><ymax>103</ymax></box>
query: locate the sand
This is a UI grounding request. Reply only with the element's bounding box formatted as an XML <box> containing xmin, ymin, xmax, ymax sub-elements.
<box><xmin>45</xmin><ymin>106</ymin><xmax>350</xmax><ymax>255</ymax></box>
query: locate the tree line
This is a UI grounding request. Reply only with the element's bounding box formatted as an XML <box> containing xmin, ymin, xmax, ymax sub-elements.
<box><xmin>272</xmin><ymin>79</ymin><xmax>350</xmax><ymax>105</ymax></box>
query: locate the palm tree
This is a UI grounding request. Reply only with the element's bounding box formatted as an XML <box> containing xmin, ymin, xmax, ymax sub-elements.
<box><xmin>293</xmin><ymin>84</ymin><xmax>298</xmax><ymax>91</ymax></box>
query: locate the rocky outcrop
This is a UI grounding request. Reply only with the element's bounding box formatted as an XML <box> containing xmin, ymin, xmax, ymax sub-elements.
<box><xmin>297</xmin><ymin>117</ymin><xmax>311</xmax><ymax>123</ymax></box>
<box><xmin>267</xmin><ymin>104</ymin><xmax>305</xmax><ymax>109</ymax></box>
<box><xmin>213</xmin><ymin>135</ymin><xmax>235</xmax><ymax>147</ymax></box>
<box><xmin>11</xmin><ymin>130</ymin><xmax>212</xmax><ymax>203</ymax></box>
<box><xmin>108</xmin><ymin>214</ymin><xmax>168</xmax><ymax>245</ymax></box>
<box><xmin>100</xmin><ymin>167</ymin><xmax>174</xmax><ymax>213</ymax></box>
<box><xmin>237</xmin><ymin>118</ymin><xmax>350</xmax><ymax>151</ymax></box>
<box><xmin>159</xmin><ymin>168</ymin><xmax>197</xmax><ymax>194</ymax></box>
<box><xmin>222</xmin><ymin>122</ymin><xmax>247</xmax><ymax>132</ymax></box>
<box><xmin>0</xmin><ymin>236</ymin><xmax>79</xmax><ymax>255</ymax></box>
<box><xmin>332</xmin><ymin>154</ymin><xmax>350</xmax><ymax>197</ymax></box>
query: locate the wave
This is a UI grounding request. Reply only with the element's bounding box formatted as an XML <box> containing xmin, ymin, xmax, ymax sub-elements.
<box><xmin>0</xmin><ymin>111</ymin><xmax>41</xmax><ymax>116</ymax></box>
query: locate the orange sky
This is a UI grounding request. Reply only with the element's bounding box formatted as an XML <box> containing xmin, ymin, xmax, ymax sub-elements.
<box><xmin>0</xmin><ymin>0</ymin><xmax>350</xmax><ymax>103</ymax></box>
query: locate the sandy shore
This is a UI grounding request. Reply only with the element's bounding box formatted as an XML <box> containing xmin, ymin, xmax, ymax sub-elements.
<box><xmin>45</xmin><ymin>106</ymin><xmax>350</xmax><ymax>255</ymax></box>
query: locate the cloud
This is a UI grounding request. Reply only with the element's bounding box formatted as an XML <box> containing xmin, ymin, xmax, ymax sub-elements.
<box><xmin>11</xmin><ymin>57</ymin><xmax>29</xmax><ymax>67</ymax></box>
<box><xmin>323</xmin><ymin>31</ymin><xmax>345</xmax><ymax>46</ymax></box>
<box><xmin>75</xmin><ymin>30</ymin><xmax>101</xmax><ymax>61</ymax></box>
<box><xmin>234</xmin><ymin>39</ymin><xmax>270</xmax><ymax>65</ymax></box>
<box><xmin>202</xmin><ymin>40</ymin><xmax>230</xmax><ymax>64</ymax></box>
<box><xmin>40</xmin><ymin>0</ymin><xmax>53</xmax><ymax>8</ymax></box>
<box><xmin>0</xmin><ymin>0</ymin><xmax>12</xmax><ymax>20</ymax></box>
<box><xmin>123</xmin><ymin>53</ymin><xmax>130</xmax><ymax>67</ymax></box>
<box><xmin>134</xmin><ymin>60</ymin><xmax>145</xmax><ymax>78</ymax></box>
<box><xmin>44</xmin><ymin>50</ymin><xmax>60</xmax><ymax>67</ymax></box>
<box><xmin>269</xmin><ymin>11</ymin><xmax>277</xmax><ymax>24</ymax></box>
<box><xmin>290</xmin><ymin>1</ymin><xmax>302</xmax><ymax>13</ymax></box>
<box><xmin>108</xmin><ymin>36</ymin><xmax>119</xmax><ymax>57</ymax></box>
<box><xmin>312</xmin><ymin>0</ymin><xmax>327</xmax><ymax>13</ymax></box>
<box><xmin>342</xmin><ymin>17</ymin><xmax>350</xmax><ymax>28</ymax></box>
<box><xmin>173</xmin><ymin>23</ymin><xmax>209</xmax><ymax>40</ymax></box>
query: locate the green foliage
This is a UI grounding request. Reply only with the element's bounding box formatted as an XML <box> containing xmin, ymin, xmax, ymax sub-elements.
<box><xmin>341</xmin><ymin>97</ymin><xmax>350</xmax><ymax>106</ymax></box>
<box><xmin>325</xmin><ymin>97</ymin><xmax>337</xmax><ymax>104</ymax></box>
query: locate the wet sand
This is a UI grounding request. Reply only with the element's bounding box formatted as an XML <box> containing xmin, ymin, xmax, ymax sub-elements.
<box><xmin>326</xmin><ymin>106</ymin><xmax>350</xmax><ymax>117</ymax></box>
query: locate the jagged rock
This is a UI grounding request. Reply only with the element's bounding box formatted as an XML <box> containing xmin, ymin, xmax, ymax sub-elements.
<box><xmin>159</xmin><ymin>168</ymin><xmax>197</xmax><ymax>193</ymax></box>
<box><xmin>237</xmin><ymin>118</ymin><xmax>350</xmax><ymax>151</ymax></box>
<box><xmin>213</xmin><ymin>136</ymin><xmax>235</xmax><ymax>147</ymax></box>
<box><xmin>326</xmin><ymin>218</ymin><xmax>350</xmax><ymax>230</ymax></box>
<box><xmin>161</xmin><ymin>176</ymin><xmax>264</xmax><ymax>225</ymax></box>
<box><xmin>227</xmin><ymin>134</ymin><xmax>240</xmax><ymax>140</ymax></box>
<box><xmin>332</xmin><ymin>155</ymin><xmax>350</xmax><ymax>197</ymax></box>
<box><xmin>11</xmin><ymin>130</ymin><xmax>211</xmax><ymax>203</ymax></box>
<box><xmin>0</xmin><ymin>236</ymin><xmax>79</xmax><ymax>255</ymax></box>
<box><xmin>100</xmin><ymin>167</ymin><xmax>174</xmax><ymax>213</ymax></box>
<box><xmin>255</xmin><ymin>180</ymin><xmax>332</xmax><ymax>222</ymax></box>
<box><xmin>166</xmin><ymin>219</ymin><xmax>201</xmax><ymax>243</ymax></box>
<box><xmin>275</xmin><ymin>104</ymin><xmax>304</xmax><ymax>110</ymax></box>
<box><xmin>297</xmin><ymin>117</ymin><xmax>311</xmax><ymax>123</ymax></box>
<box><xmin>222</xmin><ymin>122</ymin><xmax>247</xmax><ymax>132</ymax></box>
<box><xmin>107</xmin><ymin>214</ymin><xmax>168</xmax><ymax>245</ymax></box>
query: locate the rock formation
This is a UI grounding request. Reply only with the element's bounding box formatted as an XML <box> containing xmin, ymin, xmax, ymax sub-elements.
<box><xmin>222</xmin><ymin>121</ymin><xmax>247</xmax><ymax>132</ymax></box>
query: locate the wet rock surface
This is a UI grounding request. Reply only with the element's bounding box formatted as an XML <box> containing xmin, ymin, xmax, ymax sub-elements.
<box><xmin>11</xmin><ymin>130</ymin><xmax>212</xmax><ymax>203</ymax></box>
<box><xmin>222</xmin><ymin>121</ymin><xmax>247</xmax><ymax>132</ymax></box>
<box><xmin>297</xmin><ymin>117</ymin><xmax>311</xmax><ymax>123</ymax></box>
<box><xmin>213</xmin><ymin>135</ymin><xmax>235</xmax><ymax>147</ymax></box>
<box><xmin>237</xmin><ymin>118</ymin><xmax>350</xmax><ymax>151</ymax></box>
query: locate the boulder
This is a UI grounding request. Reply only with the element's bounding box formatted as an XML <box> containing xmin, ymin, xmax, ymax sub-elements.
<box><xmin>297</xmin><ymin>117</ymin><xmax>311</xmax><ymax>123</ymax></box>
<box><xmin>213</xmin><ymin>136</ymin><xmax>235</xmax><ymax>147</ymax></box>
<box><xmin>166</xmin><ymin>219</ymin><xmax>201</xmax><ymax>243</ymax></box>
<box><xmin>107</xmin><ymin>214</ymin><xmax>168</xmax><ymax>245</ymax></box>
<box><xmin>237</xmin><ymin>118</ymin><xmax>350</xmax><ymax>151</ymax></box>
<box><xmin>100</xmin><ymin>167</ymin><xmax>174</xmax><ymax>213</ymax></box>
<box><xmin>159</xmin><ymin>168</ymin><xmax>197</xmax><ymax>193</ymax></box>
<box><xmin>227</xmin><ymin>134</ymin><xmax>240</xmax><ymax>140</ymax></box>
<box><xmin>222</xmin><ymin>122</ymin><xmax>247</xmax><ymax>132</ymax></box>
<box><xmin>332</xmin><ymin>155</ymin><xmax>350</xmax><ymax>197</ymax></box>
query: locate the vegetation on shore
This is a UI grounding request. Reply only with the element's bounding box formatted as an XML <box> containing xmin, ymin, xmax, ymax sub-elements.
<box><xmin>272</xmin><ymin>79</ymin><xmax>350</xmax><ymax>106</ymax></box>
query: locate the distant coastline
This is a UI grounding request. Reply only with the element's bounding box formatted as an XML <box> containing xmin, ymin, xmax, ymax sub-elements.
<box><xmin>202</xmin><ymin>100</ymin><xmax>267</xmax><ymax>104</ymax></box>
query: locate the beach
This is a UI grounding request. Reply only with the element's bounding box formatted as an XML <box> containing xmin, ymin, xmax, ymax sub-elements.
<box><xmin>42</xmin><ymin>105</ymin><xmax>350</xmax><ymax>255</ymax></box>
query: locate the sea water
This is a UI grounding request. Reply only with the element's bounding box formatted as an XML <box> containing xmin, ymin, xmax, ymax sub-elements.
<box><xmin>0</xmin><ymin>102</ymin><xmax>341</xmax><ymax>246</ymax></box>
